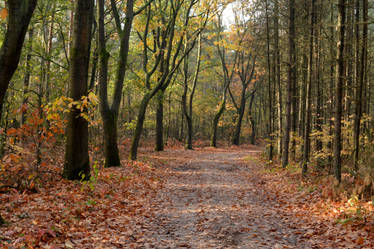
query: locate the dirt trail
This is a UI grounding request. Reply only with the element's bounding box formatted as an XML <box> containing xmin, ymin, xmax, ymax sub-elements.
<box><xmin>139</xmin><ymin>147</ymin><xmax>316</xmax><ymax>249</ymax></box>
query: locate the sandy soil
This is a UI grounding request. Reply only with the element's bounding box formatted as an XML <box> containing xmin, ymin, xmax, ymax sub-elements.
<box><xmin>138</xmin><ymin>146</ymin><xmax>316</xmax><ymax>249</ymax></box>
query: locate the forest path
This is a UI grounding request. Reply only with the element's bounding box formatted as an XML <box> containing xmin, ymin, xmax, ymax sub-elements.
<box><xmin>139</xmin><ymin>146</ymin><xmax>315</xmax><ymax>249</ymax></box>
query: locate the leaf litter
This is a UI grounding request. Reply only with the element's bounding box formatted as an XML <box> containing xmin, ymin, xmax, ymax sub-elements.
<box><xmin>1</xmin><ymin>144</ymin><xmax>373</xmax><ymax>248</ymax></box>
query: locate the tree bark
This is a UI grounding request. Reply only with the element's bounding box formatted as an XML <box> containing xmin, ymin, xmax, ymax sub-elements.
<box><xmin>182</xmin><ymin>33</ymin><xmax>201</xmax><ymax>150</ymax></box>
<box><xmin>210</xmin><ymin>99</ymin><xmax>226</xmax><ymax>147</ymax></box>
<box><xmin>155</xmin><ymin>90</ymin><xmax>165</xmax><ymax>151</ymax></box>
<box><xmin>265</xmin><ymin>0</ymin><xmax>273</xmax><ymax>160</ymax></box>
<box><xmin>334</xmin><ymin>0</ymin><xmax>346</xmax><ymax>183</ymax></box>
<box><xmin>21</xmin><ymin>27</ymin><xmax>34</xmax><ymax>126</ymax></box>
<box><xmin>97</xmin><ymin>0</ymin><xmax>120</xmax><ymax>167</ymax></box>
<box><xmin>302</xmin><ymin>0</ymin><xmax>316</xmax><ymax>175</ymax></box>
<box><xmin>0</xmin><ymin>0</ymin><xmax>37</xmax><ymax>120</ymax></box>
<box><xmin>353</xmin><ymin>0</ymin><xmax>368</xmax><ymax>173</ymax></box>
<box><xmin>97</xmin><ymin>0</ymin><xmax>135</xmax><ymax>167</ymax></box>
<box><xmin>282</xmin><ymin>0</ymin><xmax>296</xmax><ymax>168</ymax></box>
<box><xmin>274</xmin><ymin>0</ymin><xmax>282</xmax><ymax>155</ymax></box>
<box><xmin>249</xmin><ymin>91</ymin><xmax>256</xmax><ymax>145</ymax></box>
<box><xmin>232</xmin><ymin>87</ymin><xmax>247</xmax><ymax>146</ymax></box>
<box><xmin>129</xmin><ymin>93</ymin><xmax>151</xmax><ymax>160</ymax></box>
<box><xmin>63</xmin><ymin>0</ymin><xmax>94</xmax><ymax>180</ymax></box>
<box><xmin>327</xmin><ymin>0</ymin><xmax>335</xmax><ymax>173</ymax></box>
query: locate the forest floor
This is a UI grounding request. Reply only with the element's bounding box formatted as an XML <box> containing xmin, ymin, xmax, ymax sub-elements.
<box><xmin>1</xmin><ymin>143</ymin><xmax>374</xmax><ymax>248</ymax></box>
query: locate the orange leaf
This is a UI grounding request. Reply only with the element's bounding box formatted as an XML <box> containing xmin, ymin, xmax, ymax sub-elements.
<box><xmin>0</xmin><ymin>8</ymin><xmax>8</xmax><ymax>20</ymax></box>
<box><xmin>356</xmin><ymin>236</ymin><xmax>364</xmax><ymax>245</ymax></box>
<box><xmin>6</xmin><ymin>128</ymin><xmax>17</xmax><ymax>136</ymax></box>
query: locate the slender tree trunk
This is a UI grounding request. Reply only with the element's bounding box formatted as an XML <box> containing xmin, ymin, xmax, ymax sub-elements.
<box><xmin>249</xmin><ymin>92</ymin><xmax>256</xmax><ymax>145</ymax></box>
<box><xmin>97</xmin><ymin>0</ymin><xmax>120</xmax><ymax>167</ymax></box>
<box><xmin>265</xmin><ymin>0</ymin><xmax>273</xmax><ymax>160</ymax></box>
<box><xmin>274</xmin><ymin>0</ymin><xmax>282</xmax><ymax>155</ymax></box>
<box><xmin>232</xmin><ymin>86</ymin><xmax>247</xmax><ymax>145</ymax></box>
<box><xmin>45</xmin><ymin>9</ymin><xmax>55</xmax><ymax>104</ymax></box>
<box><xmin>210</xmin><ymin>98</ymin><xmax>226</xmax><ymax>147</ymax></box>
<box><xmin>129</xmin><ymin>93</ymin><xmax>151</xmax><ymax>160</ymax></box>
<box><xmin>353</xmin><ymin>0</ymin><xmax>368</xmax><ymax>173</ymax></box>
<box><xmin>98</xmin><ymin>0</ymin><xmax>135</xmax><ymax>166</ymax></box>
<box><xmin>183</xmin><ymin>34</ymin><xmax>201</xmax><ymax>150</ymax></box>
<box><xmin>89</xmin><ymin>46</ymin><xmax>98</xmax><ymax>91</ymax></box>
<box><xmin>63</xmin><ymin>0</ymin><xmax>94</xmax><ymax>180</ymax></box>
<box><xmin>155</xmin><ymin>90</ymin><xmax>165</xmax><ymax>151</ymax></box>
<box><xmin>327</xmin><ymin>0</ymin><xmax>335</xmax><ymax>173</ymax></box>
<box><xmin>334</xmin><ymin>0</ymin><xmax>346</xmax><ymax>183</ymax></box>
<box><xmin>344</xmin><ymin>4</ymin><xmax>354</xmax><ymax>120</ymax></box>
<box><xmin>282</xmin><ymin>0</ymin><xmax>296</xmax><ymax>168</ymax></box>
<box><xmin>298</xmin><ymin>54</ymin><xmax>307</xmax><ymax>138</ymax></box>
<box><xmin>315</xmin><ymin>9</ymin><xmax>323</xmax><ymax>169</ymax></box>
<box><xmin>302</xmin><ymin>0</ymin><xmax>316</xmax><ymax>175</ymax></box>
<box><xmin>22</xmin><ymin>27</ymin><xmax>34</xmax><ymax>126</ymax></box>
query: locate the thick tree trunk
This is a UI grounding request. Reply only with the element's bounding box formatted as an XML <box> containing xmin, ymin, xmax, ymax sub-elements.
<box><xmin>334</xmin><ymin>0</ymin><xmax>346</xmax><ymax>183</ymax></box>
<box><xmin>102</xmin><ymin>112</ymin><xmax>120</xmax><ymax>167</ymax></box>
<box><xmin>63</xmin><ymin>0</ymin><xmax>94</xmax><ymax>180</ymax></box>
<box><xmin>282</xmin><ymin>0</ymin><xmax>296</xmax><ymax>168</ymax></box>
<box><xmin>0</xmin><ymin>0</ymin><xmax>37</xmax><ymax>120</ymax></box>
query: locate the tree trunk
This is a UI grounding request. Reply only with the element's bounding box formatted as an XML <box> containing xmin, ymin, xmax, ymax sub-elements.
<box><xmin>45</xmin><ymin>7</ymin><xmax>55</xmax><ymax>105</ymax></box>
<box><xmin>327</xmin><ymin>0</ymin><xmax>335</xmax><ymax>173</ymax></box>
<box><xmin>274</xmin><ymin>0</ymin><xmax>282</xmax><ymax>155</ymax></box>
<box><xmin>97</xmin><ymin>0</ymin><xmax>120</xmax><ymax>167</ymax></box>
<box><xmin>97</xmin><ymin>0</ymin><xmax>135</xmax><ymax>167</ymax></box>
<box><xmin>210</xmin><ymin>99</ymin><xmax>226</xmax><ymax>147</ymax></box>
<box><xmin>0</xmin><ymin>0</ymin><xmax>37</xmax><ymax>120</ymax></box>
<box><xmin>265</xmin><ymin>0</ymin><xmax>273</xmax><ymax>160</ymax></box>
<box><xmin>21</xmin><ymin>27</ymin><xmax>34</xmax><ymax>126</ymax></box>
<box><xmin>63</xmin><ymin>0</ymin><xmax>94</xmax><ymax>180</ymax></box>
<box><xmin>315</xmin><ymin>7</ymin><xmax>323</xmax><ymax>169</ymax></box>
<box><xmin>155</xmin><ymin>90</ymin><xmax>165</xmax><ymax>151</ymax></box>
<box><xmin>232</xmin><ymin>87</ymin><xmax>247</xmax><ymax>145</ymax></box>
<box><xmin>282</xmin><ymin>0</ymin><xmax>296</xmax><ymax>168</ymax></box>
<box><xmin>249</xmin><ymin>92</ymin><xmax>256</xmax><ymax>145</ymax></box>
<box><xmin>302</xmin><ymin>0</ymin><xmax>316</xmax><ymax>175</ymax></box>
<box><xmin>353</xmin><ymin>0</ymin><xmax>368</xmax><ymax>173</ymax></box>
<box><xmin>334</xmin><ymin>0</ymin><xmax>346</xmax><ymax>183</ymax></box>
<box><xmin>182</xmin><ymin>33</ymin><xmax>201</xmax><ymax>150</ymax></box>
<box><xmin>129</xmin><ymin>93</ymin><xmax>151</xmax><ymax>160</ymax></box>
<box><xmin>0</xmin><ymin>214</ymin><xmax>4</xmax><ymax>225</ymax></box>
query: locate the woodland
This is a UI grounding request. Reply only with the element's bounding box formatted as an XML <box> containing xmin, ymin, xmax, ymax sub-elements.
<box><xmin>0</xmin><ymin>0</ymin><xmax>374</xmax><ymax>248</ymax></box>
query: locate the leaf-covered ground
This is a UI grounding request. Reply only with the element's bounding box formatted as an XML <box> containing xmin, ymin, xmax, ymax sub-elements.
<box><xmin>1</xmin><ymin>144</ymin><xmax>373</xmax><ymax>248</ymax></box>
